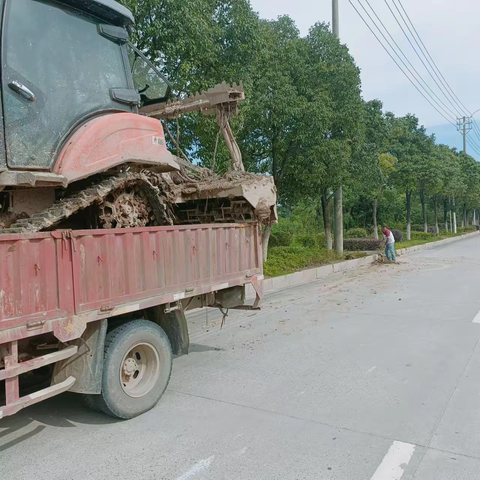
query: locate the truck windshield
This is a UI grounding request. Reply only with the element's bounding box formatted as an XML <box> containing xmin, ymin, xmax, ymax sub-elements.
<box><xmin>127</xmin><ymin>45</ymin><xmax>170</xmax><ymax>106</ymax></box>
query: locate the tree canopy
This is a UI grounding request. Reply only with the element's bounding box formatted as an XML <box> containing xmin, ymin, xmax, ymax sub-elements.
<box><xmin>120</xmin><ymin>0</ymin><xmax>480</xmax><ymax>241</ymax></box>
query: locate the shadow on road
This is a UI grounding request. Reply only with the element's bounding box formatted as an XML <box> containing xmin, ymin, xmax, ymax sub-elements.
<box><xmin>0</xmin><ymin>343</ymin><xmax>220</xmax><ymax>453</ymax></box>
<box><xmin>0</xmin><ymin>393</ymin><xmax>118</xmax><ymax>453</ymax></box>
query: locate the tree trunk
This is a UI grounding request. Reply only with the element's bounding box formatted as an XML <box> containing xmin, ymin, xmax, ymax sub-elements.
<box><xmin>474</xmin><ymin>210</ymin><xmax>477</xmax><ymax>226</ymax></box>
<box><xmin>334</xmin><ymin>186</ymin><xmax>343</xmax><ymax>255</ymax></box>
<box><xmin>463</xmin><ymin>203</ymin><xmax>467</xmax><ymax>227</ymax></box>
<box><xmin>373</xmin><ymin>198</ymin><xmax>379</xmax><ymax>240</ymax></box>
<box><xmin>452</xmin><ymin>196</ymin><xmax>457</xmax><ymax>233</ymax></box>
<box><xmin>434</xmin><ymin>195</ymin><xmax>439</xmax><ymax>235</ymax></box>
<box><xmin>321</xmin><ymin>190</ymin><xmax>332</xmax><ymax>251</ymax></box>
<box><xmin>406</xmin><ymin>189</ymin><xmax>412</xmax><ymax>241</ymax></box>
<box><xmin>261</xmin><ymin>223</ymin><xmax>272</xmax><ymax>261</ymax></box>
<box><xmin>420</xmin><ymin>190</ymin><xmax>427</xmax><ymax>232</ymax></box>
<box><xmin>444</xmin><ymin>198</ymin><xmax>449</xmax><ymax>231</ymax></box>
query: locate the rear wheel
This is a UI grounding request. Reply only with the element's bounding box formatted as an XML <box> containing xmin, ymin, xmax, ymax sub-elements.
<box><xmin>91</xmin><ymin>320</ymin><xmax>172</xmax><ymax>419</ymax></box>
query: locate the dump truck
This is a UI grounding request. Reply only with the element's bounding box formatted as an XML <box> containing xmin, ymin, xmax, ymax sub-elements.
<box><xmin>0</xmin><ymin>0</ymin><xmax>275</xmax><ymax>419</ymax></box>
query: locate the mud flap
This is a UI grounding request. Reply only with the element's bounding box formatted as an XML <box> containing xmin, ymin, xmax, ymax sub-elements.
<box><xmin>147</xmin><ymin>306</ymin><xmax>190</xmax><ymax>355</ymax></box>
<box><xmin>52</xmin><ymin>319</ymin><xmax>108</xmax><ymax>394</ymax></box>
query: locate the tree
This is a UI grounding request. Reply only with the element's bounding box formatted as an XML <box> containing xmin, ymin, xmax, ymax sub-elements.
<box><xmin>122</xmin><ymin>0</ymin><xmax>259</xmax><ymax>93</ymax></box>
<box><xmin>431</xmin><ymin>145</ymin><xmax>458</xmax><ymax>233</ymax></box>
<box><xmin>237</xmin><ymin>17</ymin><xmax>308</xmax><ymax>258</ymax></box>
<box><xmin>414</xmin><ymin>134</ymin><xmax>436</xmax><ymax>233</ymax></box>
<box><xmin>240</xmin><ymin>17</ymin><xmax>306</xmax><ymax>189</ymax></box>
<box><xmin>350</xmin><ymin>100</ymin><xmax>396</xmax><ymax>239</ymax></box>
<box><xmin>388</xmin><ymin>114</ymin><xmax>428</xmax><ymax>240</ymax></box>
<box><xmin>121</xmin><ymin>0</ymin><xmax>261</xmax><ymax>169</ymax></box>
<box><xmin>456</xmin><ymin>153</ymin><xmax>480</xmax><ymax>227</ymax></box>
<box><xmin>279</xmin><ymin>23</ymin><xmax>364</xmax><ymax>249</ymax></box>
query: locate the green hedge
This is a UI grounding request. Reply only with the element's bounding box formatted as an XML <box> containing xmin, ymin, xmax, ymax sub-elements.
<box><xmin>269</xmin><ymin>230</ymin><xmax>293</xmax><ymax>247</ymax></box>
<box><xmin>264</xmin><ymin>246</ymin><xmax>340</xmax><ymax>277</ymax></box>
<box><xmin>293</xmin><ymin>234</ymin><xmax>317</xmax><ymax>248</ymax></box>
<box><xmin>458</xmin><ymin>226</ymin><xmax>476</xmax><ymax>233</ymax></box>
<box><xmin>345</xmin><ymin>228</ymin><xmax>368</xmax><ymax>238</ymax></box>
<box><xmin>410</xmin><ymin>231</ymin><xmax>434</xmax><ymax>240</ymax></box>
<box><xmin>344</xmin><ymin>238</ymin><xmax>383</xmax><ymax>251</ymax></box>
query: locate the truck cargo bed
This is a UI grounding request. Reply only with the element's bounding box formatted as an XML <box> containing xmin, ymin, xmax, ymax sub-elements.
<box><xmin>0</xmin><ymin>223</ymin><xmax>263</xmax><ymax>342</ymax></box>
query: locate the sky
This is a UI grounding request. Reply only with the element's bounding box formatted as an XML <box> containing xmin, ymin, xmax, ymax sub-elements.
<box><xmin>249</xmin><ymin>0</ymin><xmax>480</xmax><ymax>160</ymax></box>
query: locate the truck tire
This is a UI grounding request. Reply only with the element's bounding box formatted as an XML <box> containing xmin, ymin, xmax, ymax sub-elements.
<box><xmin>95</xmin><ymin>320</ymin><xmax>173</xmax><ymax>419</ymax></box>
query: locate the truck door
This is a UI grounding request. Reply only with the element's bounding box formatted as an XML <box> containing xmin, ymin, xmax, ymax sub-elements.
<box><xmin>1</xmin><ymin>0</ymin><xmax>133</xmax><ymax>170</ymax></box>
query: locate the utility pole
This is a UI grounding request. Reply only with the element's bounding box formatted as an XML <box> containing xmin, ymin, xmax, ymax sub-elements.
<box><xmin>332</xmin><ymin>0</ymin><xmax>339</xmax><ymax>35</ymax></box>
<box><xmin>332</xmin><ymin>0</ymin><xmax>343</xmax><ymax>255</ymax></box>
<box><xmin>456</xmin><ymin>116</ymin><xmax>472</xmax><ymax>154</ymax></box>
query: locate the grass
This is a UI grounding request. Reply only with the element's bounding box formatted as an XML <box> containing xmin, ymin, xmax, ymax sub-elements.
<box><xmin>264</xmin><ymin>246</ymin><xmax>366</xmax><ymax>278</ymax></box>
<box><xmin>395</xmin><ymin>238</ymin><xmax>435</xmax><ymax>249</ymax></box>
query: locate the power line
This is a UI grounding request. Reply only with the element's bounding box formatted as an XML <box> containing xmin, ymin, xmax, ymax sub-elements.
<box><xmin>395</xmin><ymin>0</ymin><xmax>471</xmax><ymax>116</ymax></box>
<box><xmin>466</xmin><ymin>136</ymin><xmax>480</xmax><ymax>156</ymax></box>
<box><xmin>363</xmin><ymin>0</ymin><xmax>461</xmax><ymax>120</ymax></box>
<box><xmin>357</xmin><ymin>0</ymin><xmax>457</xmax><ymax>122</ymax></box>
<box><xmin>472</xmin><ymin>119</ymin><xmax>480</xmax><ymax>140</ymax></box>
<box><xmin>469</xmin><ymin>115</ymin><xmax>480</xmax><ymax>142</ymax></box>
<box><xmin>384</xmin><ymin>0</ymin><xmax>464</xmax><ymax>118</ymax></box>
<box><xmin>348</xmin><ymin>0</ymin><xmax>456</xmax><ymax>126</ymax></box>
<box><xmin>352</xmin><ymin>0</ymin><xmax>480</xmax><ymax>156</ymax></box>
<box><xmin>466</xmin><ymin>128</ymin><xmax>480</xmax><ymax>152</ymax></box>
<box><xmin>393</xmin><ymin>0</ymin><xmax>480</xmax><ymax>148</ymax></box>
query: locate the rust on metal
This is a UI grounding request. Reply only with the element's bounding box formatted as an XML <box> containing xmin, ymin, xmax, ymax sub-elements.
<box><xmin>0</xmin><ymin>376</ymin><xmax>75</xmax><ymax>419</ymax></box>
<box><xmin>141</xmin><ymin>81</ymin><xmax>245</xmax><ymax>120</ymax></box>
<box><xmin>0</xmin><ymin>345</ymin><xmax>77</xmax><ymax>381</ymax></box>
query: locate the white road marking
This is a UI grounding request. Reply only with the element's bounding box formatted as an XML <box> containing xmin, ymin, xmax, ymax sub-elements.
<box><xmin>177</xmin><ymin>456</ymin><xmax>215</xmax><ymax>480</ymax></box>
<box><xmin>297</xmin><ymin>391</ymin><xmax>306</xmax><ymax>396</ymax></box>
<box><xmin>370</xmin><ymin>441</ymin><xmax>415</xmax><ymax>480</ymax></box>
<box><xmin>472</xmin><ymin>310</ymin><xmax>480</xmax><ymax>323</ymax></box>
<box><xmin>367</xmin><ymin>366</ymin><xmax>377</xmax><ymax>374</ymax></box>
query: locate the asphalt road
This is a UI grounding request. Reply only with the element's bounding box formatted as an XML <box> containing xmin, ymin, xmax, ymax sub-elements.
<box><xmin>2</xmin><ymin>236</ymin><xmax>480</xmax><ymax>479</ymax></box>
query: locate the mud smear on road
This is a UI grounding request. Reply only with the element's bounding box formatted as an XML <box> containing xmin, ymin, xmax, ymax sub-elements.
<box><xmin>185</xmin><ymin>252</ymin><xmax>465</xmax><ymax>352</ymax></box>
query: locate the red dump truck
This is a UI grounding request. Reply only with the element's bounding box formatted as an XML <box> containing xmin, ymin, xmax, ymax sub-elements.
<box><xmin>0</xmin><ymin>223</ymin><xmax>263</xmax><ymax>419</ymax></box>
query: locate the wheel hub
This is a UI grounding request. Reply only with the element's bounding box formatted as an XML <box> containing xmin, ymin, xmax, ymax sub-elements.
<box><xmin>120</xmin><ymin>342</ymin><xmax>161</xmax><ymax>398</ymax></box>
<box><xmin>123</xmin><ymin>357</ymin><xmax>138</xmax><ymax>377</ymax></box>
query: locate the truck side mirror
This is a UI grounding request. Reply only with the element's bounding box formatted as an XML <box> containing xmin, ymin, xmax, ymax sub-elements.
<box><xmin>97</xmin><ymin>24</ymin><xmax>129</xmax><ymax>44</ymax></box>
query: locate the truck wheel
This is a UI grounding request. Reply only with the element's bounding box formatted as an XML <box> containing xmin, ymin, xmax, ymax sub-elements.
<box><xmin>97</xmin><ymin>320</ymin><xmax>172</xmax><ymax>419</ymax></box>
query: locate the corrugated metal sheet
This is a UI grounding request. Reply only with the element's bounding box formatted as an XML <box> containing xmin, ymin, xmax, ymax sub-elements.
<box><xmin>70</xmin><ymin>223</ymin><xmax>261</xmax><ymax>313</ymax></box>
<box><xmin>0</xmin><ymin>233</ymin><xmax>68</xmax><ymax>328</ymax></box>
<box><xmin>0</xmin><ymin>223</ymin><xmax>262</xmax><ymax>327</ymax></box>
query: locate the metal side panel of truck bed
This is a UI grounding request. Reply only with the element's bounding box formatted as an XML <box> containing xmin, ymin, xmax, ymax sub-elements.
<box><xmin>0</xmin><ymin>223</ymin><xmax>263</xmax><ymax>342</ymax></box>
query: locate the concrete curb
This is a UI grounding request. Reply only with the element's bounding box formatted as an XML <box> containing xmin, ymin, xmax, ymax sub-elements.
<box><xmin>246</xmin><ymin>231</ymin><xmax>479</xmax><ymax>298</ymax></box>
<box><xmin>245</xmin><ymin>254</ymin><xmax>378</xmax><ymax>298</ymax></box>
